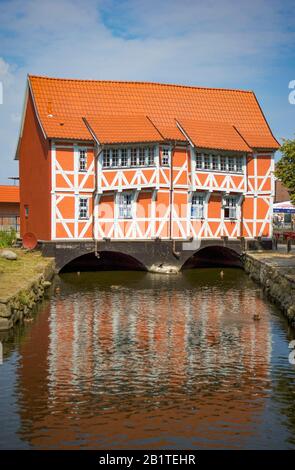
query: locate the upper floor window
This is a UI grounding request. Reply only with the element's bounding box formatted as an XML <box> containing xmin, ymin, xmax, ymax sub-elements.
<box><xmin>131</xmin><ymin>148</ymin><xmax>137</xmax><ymax>166</ymax></box>
<box><xmin>103</xmin><ymin>149</ymin><xmax>111</xmax><ymax>167</ymax></box>
<box><xmin>191</xmin><ymin>192</ymin><xmax>205</xmax><ymax>219</ymax></box>
<box><xmin>147</xmin><ymin>147</ymin><xmax>154</xmax><ymax>166</ymax></box>
<box><xmin>195</xmin><ymin>153</ymin><xmax>244</xmax><ymax>174</ymax></box>
<box><xmin>139</xmin><ymin>148</ymin><xmax>145</xmax><ymax>166</ymax></box>
<box><xmin>220</xmin><ymin>156</ymin><xmax>227</xmax><ymax>172</ymax></box>
<box><xmin>79</xmin><ymin>149</ymin><xmax>87</xmax><ymax>172</ymax></box>
<box><xmin>162</xmin><ymin>148</ymin><xmax>170</xmax><ymax>166</ymax></box>
<box><xmin>196</xmin><ymin>154</ymin><xmax>203</xmax><ymax>169</ymax></box>
<box><xmin>228</xmin><ymin>157</ymin><xmax>235</xmax><ymax>172</ymax></box>
<box><xmin>212</xmin><ymin>155</ymin><xmax>219</xmax><ymax>170</ymax></box>
<box><xmin>121</xmin><ymin>148</ymin><xmax>128</xmax><ymax>167</ymax></box>
<box><xmin>102</xmin><ymin>147</ymin><xmax>155</xmax><ymax>168</ymax></box>
<box><xmin>223</xmin><ymin>195</ymin><xmax>238</xmax><ymax>220</ymax></box>
<box><xmin>236</xmin><ymin>158</ymin><xmax>243</xmax><ymax>173</ymax></box>
<box><xmin>118</xmin><ymin>192</ymin><xmax>133</xmax><ymax>219</ymax></box>
<box><xmin>79</xmin><ymin>197</ymin><xmax>89</xmax><ymax>219</ymax></box>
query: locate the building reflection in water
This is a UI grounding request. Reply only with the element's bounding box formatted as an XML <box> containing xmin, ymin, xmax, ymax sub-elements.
<box><xmin>16</xmin><ymin>270</ymin><xmax>273</xmax><ymax>449</ymax></box>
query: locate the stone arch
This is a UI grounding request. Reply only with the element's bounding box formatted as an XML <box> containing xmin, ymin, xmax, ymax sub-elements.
<box><xmin>181</xmin><ymin>244</ymin><xmax>243</xmax><ymax>270</ymax></box>
<box><xmin>59</xmin><ymin>250</ymin><xmax>148</xmax><ymax>273</ymax></box>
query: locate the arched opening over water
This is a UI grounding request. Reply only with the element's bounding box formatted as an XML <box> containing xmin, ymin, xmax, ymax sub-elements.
<box><xmin>60</xmin><ymin>250</ymin><xmax>147</xmax><ymax>273</ymax></box>
<box><xmin>181</xmin><ymin>245</ymin><xmax>242</xmax><ymax>270</ymax></box>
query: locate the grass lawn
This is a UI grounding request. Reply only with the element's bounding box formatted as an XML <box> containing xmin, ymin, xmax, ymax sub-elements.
<box><xmin>0</xmin><ymin>249</ymin><xmax>54</xmax><ymax>302</ymax></box>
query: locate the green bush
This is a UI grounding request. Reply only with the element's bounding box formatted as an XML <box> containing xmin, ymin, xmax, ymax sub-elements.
<box><xmin>0</xmin><ymin>229</ymin><xmax>17</xmax><ymax>248</ymax></box>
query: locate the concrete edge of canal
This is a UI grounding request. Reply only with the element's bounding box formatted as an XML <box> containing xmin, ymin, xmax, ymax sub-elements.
<box><xmin>0</xmin><ymin>250</ymin><xmax>55</xmax><ymax>331</ymax></box>
<box><xmin>244</xmin><ymin>252</ymin><xmax>295</xmax><ymax>326</ymax></box>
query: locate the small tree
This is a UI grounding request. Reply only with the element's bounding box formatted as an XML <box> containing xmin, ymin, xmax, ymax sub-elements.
<box><xmin>275</xmin><ymin>138</ymin><xmax>295</xmax><ymax>205</ymax></box>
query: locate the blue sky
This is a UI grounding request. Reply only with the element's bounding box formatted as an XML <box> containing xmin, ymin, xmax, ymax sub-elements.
<box><xmin>0</xmin><ymin>0</ymin><xmax>295</xmax><ymax>183</ymax></box>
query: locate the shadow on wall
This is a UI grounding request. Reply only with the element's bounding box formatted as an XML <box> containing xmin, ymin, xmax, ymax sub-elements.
<box><xmin>182</xmin><ymin>245</ymin><xmax>243</xmax><ymax>270</ymax></box>
<box><xmin>60</xmin><ymin>251</ymin><xmax>147</xmax><ymax>273</ymax></box>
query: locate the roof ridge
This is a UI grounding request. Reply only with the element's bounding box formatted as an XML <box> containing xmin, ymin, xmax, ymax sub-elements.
<box><xmin>28</xmin><ymin>74</ymin><xmax>253</xmax><ymax>94</ymax></box>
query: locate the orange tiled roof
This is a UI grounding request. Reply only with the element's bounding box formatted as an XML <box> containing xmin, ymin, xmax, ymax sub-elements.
<box><xmin>84</xmin><ymin>115</ymin><xmax>164</xmax><ymax>144</ymax></box>
<box><xmin>28</xmin><ymin>75</ymin><xmax>280</xmax><ymax>150</ymax></box>
<box><xmin>0</xmin><ymin>185</ymin><xmax>20</xmax><ymax>203</ymax></box>
<box><xmin>40</xmin><ymin>116</ymin><xmax>92</xmax><ymax>141</ymax></box>
<box><xmin>176</xmin><ymin>118</ymin><xmax>252</xmax><ymax>152</ymax></box>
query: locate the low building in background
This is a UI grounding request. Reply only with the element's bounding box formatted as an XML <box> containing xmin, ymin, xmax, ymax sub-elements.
<box><xmin>0</xmin><ymin>185</ymin><xmax>20</xmax><ymax>233</ymax></box>
<box><xmin>273</xmin><ymin>180</ymin><xmax>294</xmax><ymax>230</ymax></box>
<box><xmin>275</xmin><ymin>179</ymin><xmax>290</xmax><ymax>203</ymax></box>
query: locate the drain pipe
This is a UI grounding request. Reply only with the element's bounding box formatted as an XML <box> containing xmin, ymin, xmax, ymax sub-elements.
<box><xmin>93</xmin><ymin>144</ymin><xmax>104</xmax><ymax>259</ymax></box>
<box><xmin>169</xmin><ymin>141</ymin><xmax>181</xmax><ymax>259</ymax></box>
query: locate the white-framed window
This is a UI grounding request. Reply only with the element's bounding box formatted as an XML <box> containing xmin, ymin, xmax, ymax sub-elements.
<box><xmin>147</xmin><ymin>147</ymin><xmax>154</xmax><ymax>166</ymax></box>
<box><xmin>212</xmin><ymin>155</ymin><xmax>219</xmax><ymax>170</ymax></box>
<box><xmin>102</xmin><ymin>146</ymin><xmax>156</xmax><ymax>168</ymax></box>
<box><xmin>103</xmin><ymin>149</ymin><xmax>111</xmax><ymax>167</ymax></box>
<box><xmin>223</xmin><ymin>195</ymin><xmax>238</xmax><ymax>220</ymax></box>
<box><xmin>194</xmin><ymin>153</ymin><xmax>244</xmax><ymax>174</ymax></box>
<box><xmin>228</xmin><ymin>157</ymin><xmax>235</xmax><ymax>172</ymax></box>
<box><xmin>196</xmin><ymin>154</ymin><xmax>203</xmax><ymax>169</ymax></box>
<box><xmin>204</xmin><ymin>155</ymin><xmax>211</xmax><ymax>170</ymax></box>
<box><xmin>79</xmin><ymin>197</ymin><xmax>89</xmax><ymax>219</ymax></box>
<box><xmin>162</xmin><ymin>148</ymin><xmax>170</xmax><ymax>166</ymax></box>
<box><xmin>79</xmin><ymin>149</ymin><xmax>87</xmax><ymax>172</ymax></box>
<box><xmin>139</xmin><ymin>148</ymin><xmax>145</xmax><ymax>166</ymax></box>
<box><xmin>236</xmin><ymin>157</ymin><xmax>243</xmax><ymax>172</ymax></box>
<box><xmin>118</xmin><ymin>192</ymin><xmax>133</xmax><ymax>219</ymax></box>
<box><xmin>220</xmin><ymin>156</ymin><xmax>227</xmax><ymax>172</ymax></box>
<box><xmin>191</xmin><ymin>192</ymin><xmax>205</xmax><ymax>219</ymax></box>
<box><xmin>121</xmin><ymin>148</ymin><xmax>128</xmax><ymax>167</ymax></box>
<box><xmin>112</xmin><ymin>149</ymin><xmax>119</xmax><ymax>167</ymax></box>
<box><xmin>131</xmin><ymin>148</ymin><xmax>137</xmax><ymax>166</ymax></box>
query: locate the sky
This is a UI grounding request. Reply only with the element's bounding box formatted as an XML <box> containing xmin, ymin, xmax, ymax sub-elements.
<box><xmin>0</xmin><ymin>0</ymin><xmax>295</xmax><ymax>183</ymax></box>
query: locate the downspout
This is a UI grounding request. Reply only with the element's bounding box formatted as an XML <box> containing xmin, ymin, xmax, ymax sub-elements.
<box><xmin>93</xmin><ymin>144</ymin><xmax>104</xmax><ymax>258</ymax></box>
<box><xmin>82</xmin><ymin>117</ymin><xmax>104</xmax><ymax>259</ymax></box>
<box><xmin>169</xmin><ymin>141</ymin><xmax>181</xmax><ymax>258</ymax></box>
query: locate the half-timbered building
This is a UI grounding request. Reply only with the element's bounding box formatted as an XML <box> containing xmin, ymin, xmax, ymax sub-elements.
<box><xmin>16</xmin><ymin>76</ymin><xmax>279</xmax><ymax>271</ymax></box>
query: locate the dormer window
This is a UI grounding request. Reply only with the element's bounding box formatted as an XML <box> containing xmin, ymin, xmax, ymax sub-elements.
<box><xmin>79</xmin><ymin>149</ymin><xmax>87</xmax><ymax>172</ymax></box>
<box><xmin>195</xmin><ymin>153</ymin><xmax>244</xmax><ymax>174</ymax></box>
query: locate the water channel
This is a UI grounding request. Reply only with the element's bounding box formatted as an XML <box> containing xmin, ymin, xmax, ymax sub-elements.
<box><xmin>0</xmin><ymin>268</ymin><xmax>295</xmax><ymax>449</ymax></box>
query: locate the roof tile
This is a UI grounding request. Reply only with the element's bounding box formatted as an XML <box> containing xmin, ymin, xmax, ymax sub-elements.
<box><xmin>176</xmin><ymin>118</ymin><xmax>252</xmax><ymax>152</ymax></box>
<box><xmin>84</xmin><ymin>115</ymin><xmax>164</xmax><ymax>144</ymax></box>
<box><xmin>28</xmin><ymin>76</ymin><xmax>280</xmax><ymax>150</ymax></box>
<box><xmin>0</xmin><ymin>185</ymin><xmax>20</xmax><ymax>203</ymax></box>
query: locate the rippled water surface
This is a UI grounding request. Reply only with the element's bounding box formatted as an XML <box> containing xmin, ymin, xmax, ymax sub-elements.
<box><xmin>1</xmin><ymin>268</ymin><xmax>295</xmax><ymax>449</ymax></box>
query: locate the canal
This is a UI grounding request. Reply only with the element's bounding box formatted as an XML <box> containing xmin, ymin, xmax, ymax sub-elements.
<box><xmin>0</xmin><ymin>268</ymin><xmax>295</xmax><ymax>449</ymax></box>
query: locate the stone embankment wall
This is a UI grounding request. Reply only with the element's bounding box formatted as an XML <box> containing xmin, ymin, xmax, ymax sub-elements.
<box><xmin>244</xmin><ymin>253</ymin><xmax>295</xmax><ymax>326</ymax></box>
<box><xmin>0</xmin><ymin>258</ymin><xmax>55</xmax><ymax>331</ymax></box>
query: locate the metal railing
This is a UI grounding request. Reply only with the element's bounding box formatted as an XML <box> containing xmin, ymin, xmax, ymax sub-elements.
<box><xmin>0</xmin><ymin>215</ymin><xmax>20</xmax><ymax>233</ymax></box>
